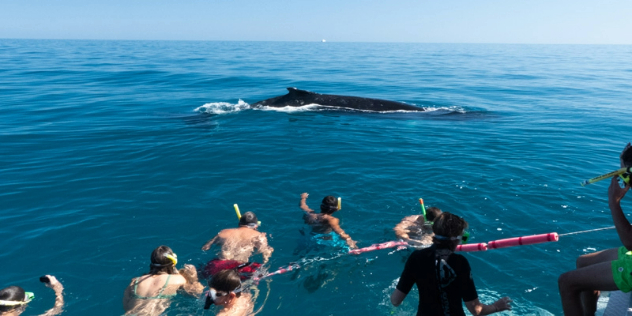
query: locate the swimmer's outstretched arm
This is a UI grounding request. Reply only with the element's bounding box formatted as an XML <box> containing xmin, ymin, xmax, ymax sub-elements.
<box><xmin>179</xmin><ymin>264</ymin><xmax>205</xmax><ymax>296</ymax></box>
<box><xmin>254</xmin><ymin>234</ymin><xmax>274</xmax><ymax>264</ymax></box>
<box><xmin>394</xmin><ymin>220</ymin><xmax>411</xmax><ymax>240</ymax></box>
<box><xmin>299</xmin><ymin>193</ymin><xmax>318</xmax><ymax>221</ymax></box>
<box><xmin>329</xmin><ymin>217</ymin><xmax>357</xmax><ymax>249</ymax></box>
<box><xmin>40</xmin><ymin>275</ymin><xmax>64</xmax><ymax>316</ymax></box>
<box><xmin>202</xmin><ymin>235</ymin><xmax>219</xmax><ymax>251</ymax></box>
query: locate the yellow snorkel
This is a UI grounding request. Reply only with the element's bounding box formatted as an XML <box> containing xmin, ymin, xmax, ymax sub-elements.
<box><xmin>234</xmin><ymin>204</ymin><xmax>242</xmax><ymax>219</ymax></box>
<box><xmin>165</xmin><ymin>253</ymin><xmax>178</xmax><ymax>266</ymax></box>
<box><xmin>234</xmin><ymin>204</ymin><xmax>261</xmax><ymax>226</ymax></box>
<box><xmin>338</xmin><ymin>197</ymin><xmax>341</xmax><ymax>210</ymax></box>
<box><xmin>581</xmin><ymin>167</ymin><xmax>632</xmax><ymax>186</ymax></box>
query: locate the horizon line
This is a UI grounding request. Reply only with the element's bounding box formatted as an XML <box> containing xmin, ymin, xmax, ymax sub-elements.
<box><xmin>1</xmin><ymin>37</ymin><xmax>631</xmax><ymax>46</ymax></box>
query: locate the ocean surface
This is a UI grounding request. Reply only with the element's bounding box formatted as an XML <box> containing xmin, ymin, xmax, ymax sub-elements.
<box><xmin>1</xmin><ymin>39</ymin><xmax>631</xmax><ymax>316</ymax></box>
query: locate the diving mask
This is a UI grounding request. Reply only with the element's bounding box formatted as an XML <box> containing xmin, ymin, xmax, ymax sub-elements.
<box><xmin>0</xmin><ymin>292</ymin><xmax>34</xmax><ymax>306</ymax></box>
<box><xmin>204</xmin><ymin>285</ymin><xmax>243</xmax><ymax>309</ymax></box>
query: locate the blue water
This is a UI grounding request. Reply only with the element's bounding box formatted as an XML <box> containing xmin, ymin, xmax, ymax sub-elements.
<box><xmin>1</xmin><ymin>39</ymin><xmax>631</xmax><ymax>315</ymax></box>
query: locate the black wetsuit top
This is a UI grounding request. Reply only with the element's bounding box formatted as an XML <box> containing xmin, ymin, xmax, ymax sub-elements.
<box><xmin>396</xmin><ymin>246</ymin><xmax>478</xmax><ymax>316</ymax></box>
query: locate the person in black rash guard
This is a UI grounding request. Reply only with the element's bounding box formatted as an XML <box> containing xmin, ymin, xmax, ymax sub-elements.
<box><xmin>390</xmin><ymin>212</ymin><xmax>512</xmax><ymax>316</ymax></box>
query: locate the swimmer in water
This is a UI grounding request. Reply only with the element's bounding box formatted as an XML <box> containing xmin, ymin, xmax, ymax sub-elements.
<box><xmin>299</xmin><ymin>193</ymin><xmax>357</xmax><ymax>249</ymax></box>
<box><xmin>203</xmin><ymin>269</ymin><xmax>253</xmax><ymax>316</ymax></box>
<box><xmin>394</xmin><ymin>207</ymin><xmax>443</xmax><ymax>247</ymax></box>
<box><xmin>201</xmin><ymin>211</ymin><xmax>273</xmax><ymax>279</ymax></box>
<box><xmin>0</xmin><ymin>275</ymin><xmax>64</xmax><ymax>316</ymax></box>
<box><xmin>122</xmin><ymin>245</ymin><xmax>204</xmax><ymax>315</ymax></box>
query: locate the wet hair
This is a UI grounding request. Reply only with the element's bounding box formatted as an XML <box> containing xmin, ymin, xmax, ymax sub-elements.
<box><xmin>148</xmin><ymin>245</ymin><xmax>177</xmax><ymax>275</ymax></box>
<box><xmin>238</xmin><ymin>212</ymin><xmax>258</xmax><ymax>227</ymax></box>
<box><xmin>623</xmin><ymin>145</ymin><xmax>632</xmax><ymax>168</ymax></box>
<box><xmin>0</xmin><ymin>286</ymin><xmax>25</xmax><ymax>312</ymax></box>
<box><xmin>209</xmin><ymin>270</ymin><xmax>242</xmax><ymax>298</ymax></box>
<box><xmin>425</xmin><ymin>207</ymin><xmax>443</xmax><ymax>222</ymax></box>
<box><xmin>320</xmin><ymin>196</ymin><xmax>338</xmax><ymax>214</ymax></box>
<box><xmin>432</xmin><ymin>212</ymin><xmax>468</xmax><ymax>250</ymax></box>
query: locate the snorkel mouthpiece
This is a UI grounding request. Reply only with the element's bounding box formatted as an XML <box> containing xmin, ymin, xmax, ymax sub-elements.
<box><xmin>204</xmin><ymin>291</ymin><xmax>214</xmax><ymax>309</ymax></box>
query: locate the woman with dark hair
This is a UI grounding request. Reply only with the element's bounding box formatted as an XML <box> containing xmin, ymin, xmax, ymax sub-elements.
<box><xmin>299</xmin><ymin>193</ymin><xmax>357</xmax><ymax>249</ymax></box>
<box><xmin>391</xmin><ymin>212</ymin><xmax>512</xmax><ymax>316</ymax></box>
<box><xmin>123</xmin><ymin>245</ymin><xmax>204</xmax><ymax>315</ymax></box>
<box><xmin>204</xmin><ymin>269</ymin><xmax>253</xmax><ymax>316</ymax></box>
<box><xmin>0</xmin><ymin>275</ymin><xmax>64</xmax><ymax>316</ymax></box>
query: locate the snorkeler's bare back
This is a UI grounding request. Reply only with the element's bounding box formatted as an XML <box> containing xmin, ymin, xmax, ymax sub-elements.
<box><xmin>122</xmin><ymin>274</ymin><xmax>186</xmax><ymax>314</ymax></box>
<box><xmin>214</xmin><ymin>227</ymin><xmax>272</xmax><ymax>263</ymax></box>
<box><xmin>394</xmin><ymin>215</ymin><xmax>433</xmax><ymax>246</ymax></box>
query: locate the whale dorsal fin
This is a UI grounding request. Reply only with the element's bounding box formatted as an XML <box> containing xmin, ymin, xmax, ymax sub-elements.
<box><xmin>287</xmin><ymin>87</ymin><xmax>316</xmax><ymax>96</ymax></box>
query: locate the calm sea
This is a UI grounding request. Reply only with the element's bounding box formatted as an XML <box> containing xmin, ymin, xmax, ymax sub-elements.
<box><xmin>1</xmin><ymin>39</ymin><xmax>631</xmax><ymax>315</ymax></box>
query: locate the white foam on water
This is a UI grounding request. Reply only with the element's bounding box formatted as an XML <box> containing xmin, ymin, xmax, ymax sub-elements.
<box><xmin>257</xmin><ymin>104</ymin><xmax>326</xmax><ymax>113</ymax></box>
<box><xmin>194</xmin><ymin>99</ymin><xmax>250</xmax><ymax>114</ymax></box>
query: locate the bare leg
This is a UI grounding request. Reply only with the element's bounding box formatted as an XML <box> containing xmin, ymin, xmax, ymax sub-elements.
<box><xmin>575</xmin><ymin>248</ymin><xmax>619</xmax><ymax>315</ymax></box>
<box><xmin>559</xmin><ymin>258</ymin><xmax>619</xmax><ymax>316</ymax></box>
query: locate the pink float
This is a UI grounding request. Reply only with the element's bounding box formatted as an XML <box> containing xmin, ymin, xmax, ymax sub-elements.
<box><xmin>456</xmin><ymin>243</ymin><xmax>488</xmax><ymax>252</ymax></box>
<box><xmin>487</xmin><ymin>232</ymin><xmax>559</xmax><ymax>250</ymax></box>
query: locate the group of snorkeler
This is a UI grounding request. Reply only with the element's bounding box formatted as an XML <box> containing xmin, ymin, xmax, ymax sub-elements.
<box><xmin>2</xmin><ymin>143</ymin><xmax>630</xmax><ymax>316</ymax></box>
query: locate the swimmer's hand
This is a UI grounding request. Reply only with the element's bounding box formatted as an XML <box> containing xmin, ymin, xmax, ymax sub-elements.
<box><xmin>492</xmin><ymin>297</ymin><xmax>512</xmax><ymax>312</ymax></box>
<box><xmin>179</xmin><ymin>264</ymin><xmax>199</xmax><ymax>283</ymax></box>
<box><xmin>348</xmin><ymin>240</ymin><xmax>358</xmax><ymax>249</ymax></box>
<box><xmin>43</xmin><ymin>275</ymin><xmax>63</xmax><ymax>292</ymax></box>
<box><xmin>301</xmin><ymin>193</ymin><xmax>309</xmax><ymax>199</ymax></box>
<box><xmin>609</xmin><ymin>176</ymin><xmax>630</xmax><ymax>204</ymax></box>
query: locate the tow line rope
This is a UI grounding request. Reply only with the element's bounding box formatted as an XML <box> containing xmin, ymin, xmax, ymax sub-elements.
<box><xmin>558</xmin><ymin>226</ymin><xmax>615</xmax><ymax>237</ymax></box>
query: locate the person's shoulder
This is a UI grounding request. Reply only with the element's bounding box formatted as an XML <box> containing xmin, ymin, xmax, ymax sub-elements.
<box><xmin>410</xmin><ymin>247</ymin><xmax>433</xmax><ymax>258</ymax></box>
<box><xmin>403</xmin><ymin>215</ymin><xmax>420</xmax><ymax>222</ymax></box>
<box><xmin>449</xmin><ymin>253</ymin><xmax>471</xmax><ymax>265</ymax></box>
<box><xmin>219</xmin><ymin>228</ymin><xmax>237</xmax><ymax>235</ymax></box>
<box><xmin>169</xmin><ymin>273</ymin><xmax>187</xmax><ymax>285</ymax></box>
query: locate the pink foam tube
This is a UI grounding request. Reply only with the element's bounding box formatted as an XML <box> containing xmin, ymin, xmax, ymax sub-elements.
<box><xmin>456</xmin><ymin>243</ymin><xmax>488</xmax><ymax>252</ymax></box>
<box><xmin>487</xmin><ymin>232</ymin><xmax>559</xmax><ymax>250</ymax></box>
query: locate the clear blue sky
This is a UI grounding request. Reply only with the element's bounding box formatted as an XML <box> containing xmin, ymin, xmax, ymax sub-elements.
<box><xmin>1</xmin><ymin>0</ymin><xmax>631</xmax><ymax>44</ymax></box>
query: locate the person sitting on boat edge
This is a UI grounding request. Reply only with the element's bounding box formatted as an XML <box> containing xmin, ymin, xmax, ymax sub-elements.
<box><xmin>201</xmin><ymin>211</ymin><xmax>273</xmax><ymax>280</ymax></box>
<box><xmin>204</xmin><ymin>269</ymin><xmax>253</xmax><ymax>316</ymax></box>
<box><xmin>122</xmin><ymin>245</ymin><xmax>204</xmax><ymax>315</ymax></box>
<box><xmin>394</xmin><ymin>206</ymin><xmax>443</xmax><ymax>247</ymax></box>
<box><xmin>299</xmin><ymin>193</ymin><xmax>358</xmax><ymax>249</ymax></box>
<box><xmin>558</xmin><ymin>143</ymin><xmax>632</xmax><ymax>315</ymax></box>
<box><xmin>0</xmin><ymin>275</ymin><xmax>64</xmax><ymax>316</ymax></box>
<box><xmin>391</xmin><ymin>212</ymin><xmax>512</xmax><ymax>316</ymax></box>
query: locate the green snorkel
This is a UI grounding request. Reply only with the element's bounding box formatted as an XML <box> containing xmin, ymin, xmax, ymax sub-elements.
<box><xmin>419</xmin><ymin>198</ymin><xmax>427</xmax><ymax>221</ymax></box>
<box><xmin>418</xmin><ymin>198</ymin><xmax>470</xmax><ymax>244</ymax></box>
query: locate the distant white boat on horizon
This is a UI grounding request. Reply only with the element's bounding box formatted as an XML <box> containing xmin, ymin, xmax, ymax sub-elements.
<box><xmin>322</xmin><ymin>39</ymin><xmax>326</xmax><ymax>42</ymax></box>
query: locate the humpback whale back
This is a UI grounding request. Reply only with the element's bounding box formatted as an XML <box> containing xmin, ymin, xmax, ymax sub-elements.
<box><xmin>252</xmin><ymin>88</ymin><xmax>424</xmax><ymax>112</ymax></box>
<box><xmin>286</xmin><ymin>87</ymin><xmax>318</xmax><ymax>96</ymax></box>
